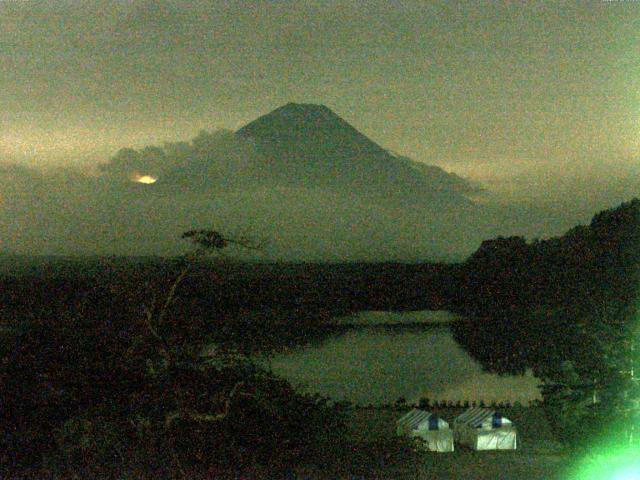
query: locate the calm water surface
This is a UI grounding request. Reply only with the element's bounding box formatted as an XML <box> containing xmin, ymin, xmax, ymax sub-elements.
<box><xmin>261</xmin><ymin>311</ymin><xmax>541</xmax><ymax>406</ymax></box>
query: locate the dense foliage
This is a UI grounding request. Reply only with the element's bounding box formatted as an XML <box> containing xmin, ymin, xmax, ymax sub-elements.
<box><xmin>0</xmin><ymin>236</ymin><xmax>348</xmax><ymax>478</ymax></box>
<box><xmin>450</xmin><ymin>198</ymin><xmax>640</xmax><ymax>447</ymax></box>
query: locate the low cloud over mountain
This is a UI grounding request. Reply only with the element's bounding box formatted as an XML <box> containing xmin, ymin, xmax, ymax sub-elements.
<box><xmin>2</xmin><ymin>103</ymin><xmax>633</xmax><ymax>261</ymax></box>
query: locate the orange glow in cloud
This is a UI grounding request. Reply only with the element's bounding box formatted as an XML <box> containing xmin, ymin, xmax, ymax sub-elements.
<box><xmin>132</xmin><ymin>174</ymin><xmax>157</xmax><ymax>184</ymax></box>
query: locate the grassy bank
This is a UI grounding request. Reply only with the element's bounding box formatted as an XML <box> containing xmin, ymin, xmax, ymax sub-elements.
<box><xmin>294</xmin><ymin>406</ymin><xmax>568</xmax><ymax>480</ymax></box>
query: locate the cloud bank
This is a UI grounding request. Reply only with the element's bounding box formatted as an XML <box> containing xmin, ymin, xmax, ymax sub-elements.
<box><xmin>1</xmin><ymin>128</ymin><xmax>637</xmax><ymax>261</ymax></box>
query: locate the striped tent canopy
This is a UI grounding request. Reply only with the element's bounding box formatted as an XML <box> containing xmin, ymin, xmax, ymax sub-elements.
<box><xmin>455</xmin><ymin>407</ymin><xmax>512</xmax><ymax>429</ymax></box>
<box><xmin>397</xmin><ymin>409</ymin><xmax>449</xmax><ymax>432</ymax></box>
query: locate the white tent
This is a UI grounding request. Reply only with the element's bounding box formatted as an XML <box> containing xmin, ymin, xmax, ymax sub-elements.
<box><xmin>453</xmin><ymin>407</ymin><xmax>517</xmax><ymax>450</ymax></box>
<box><xmin>396</xmin><ymin>409</ymin><xmax>454</xmax><ymax>452</ymax></box>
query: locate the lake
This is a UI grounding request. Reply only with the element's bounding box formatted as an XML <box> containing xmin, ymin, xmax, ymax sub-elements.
<box><xmin>260</xmin><ymin>310</ymin><xmax>541</xmax><ymax>406</ymax></box>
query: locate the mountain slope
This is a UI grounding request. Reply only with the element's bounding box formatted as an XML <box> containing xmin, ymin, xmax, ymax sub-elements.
<box><xmin>78</xmin><ymin>103</ymin><xmax>500</xmax><ymax>260</ymax></box>
<box><xmin>236</xmin><ymin>103</ymin><xmax>475</xmax><ymax>207</ymax></box>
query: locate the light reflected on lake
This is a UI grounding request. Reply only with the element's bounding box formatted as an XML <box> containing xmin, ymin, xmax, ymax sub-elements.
<box><xmin>262</xmin><ymin>311</ymin><xmax>541</xmax><ymax>406</ymax></box>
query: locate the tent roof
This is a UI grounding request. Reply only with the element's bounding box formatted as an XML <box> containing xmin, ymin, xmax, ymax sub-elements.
<box><xmin>455</xmin><ymin>407</ymin><xmax>512</xmax><ymax>428</ymax></box>
<box><xmin>397</xmin><ymin>409</ymin><xmax>449</xmax><ymax>430</ymax></box>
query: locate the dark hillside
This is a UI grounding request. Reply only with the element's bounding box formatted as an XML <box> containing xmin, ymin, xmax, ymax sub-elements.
<box><xmin>0</xmin><ymin>259</ymin><xmax>451</xmax><ymax>341</ymax></box>
<box><xmin>449</xmin><ymin>198</ymin><xmax>640</xmax><ymax>447</ymax></box>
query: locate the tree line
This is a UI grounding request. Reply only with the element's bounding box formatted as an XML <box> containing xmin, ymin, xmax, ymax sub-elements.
<box><xmin>0</xmin><ymin>232</ymin><xmax>349</xmax><ymax>478</ymax></box>
<box><xmin>448</xmin><ymin>198</ymin><xmax>640</xmax><ymax>447</ymax></box>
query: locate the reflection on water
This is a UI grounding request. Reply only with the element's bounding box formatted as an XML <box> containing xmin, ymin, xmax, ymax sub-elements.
<box><xmin>262</xmin><ymin>311</ymin><xmax>542</xmax><ymax>406</ymax></box>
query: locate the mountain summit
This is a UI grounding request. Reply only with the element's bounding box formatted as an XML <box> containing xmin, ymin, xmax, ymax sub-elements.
<box><xmin>237</xmin><ymin>102</ymin><xmax>390</xmax><ymax>160</ymax></box>
<box><xmin>237</xmin><ymin>103</ymin><xmax>476</xmax><ymax>205</ymax></box>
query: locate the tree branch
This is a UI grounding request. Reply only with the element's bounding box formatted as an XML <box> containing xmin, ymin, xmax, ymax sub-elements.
<box><xmin>164</xmin><ymin>381</ymin><xmax>245</xmax><ymax>427</ymax></box>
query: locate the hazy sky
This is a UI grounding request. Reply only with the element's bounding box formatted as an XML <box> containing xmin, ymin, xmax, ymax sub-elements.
<box><xmin>3</xmin><ymin>2</ymin><xmax>638</xmax><ymax>163</ymax></box>
<box><xmin>0</xmin><ymin>0</ymin><xmax>639</xmax><ymax>256</ymax></box>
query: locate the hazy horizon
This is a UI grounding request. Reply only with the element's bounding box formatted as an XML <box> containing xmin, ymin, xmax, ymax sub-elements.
<box><xmin>1</xmin><ymin>1</ymin><xmax>638</xmax><ymax>259</ymax></box>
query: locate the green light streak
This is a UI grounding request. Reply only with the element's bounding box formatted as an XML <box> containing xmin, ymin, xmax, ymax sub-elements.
<box><xmin>570</xmin><ymin>445</ymin><xmax>640</xmax><ymax>480</ymax></box>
